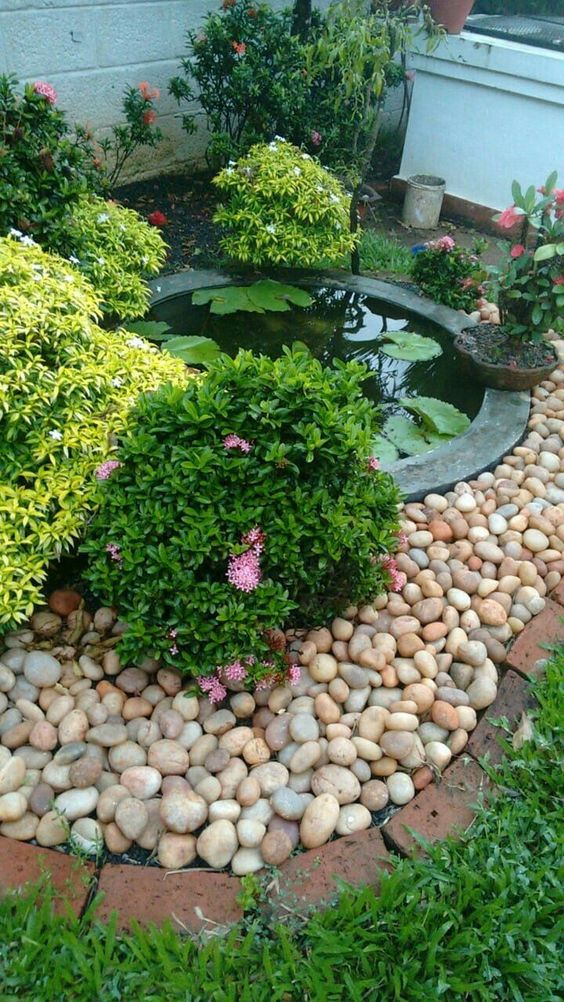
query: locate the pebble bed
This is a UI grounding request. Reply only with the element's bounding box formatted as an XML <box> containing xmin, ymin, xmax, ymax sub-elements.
<box><xmin>1</xmin><ymin>351</ymin><xmax>563</xmax><ymax>875</ymax></box>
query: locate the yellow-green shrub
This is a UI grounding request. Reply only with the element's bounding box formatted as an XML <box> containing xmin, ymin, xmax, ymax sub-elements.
<box><xmin>0</xmin><ymin>235</ymin><xmax>187</xmax><ymax>627</ymax></box>
<box><xmin>67</xmin><ymin>196</ymin><xmax>167</xmax><ymax>320</ymax></box>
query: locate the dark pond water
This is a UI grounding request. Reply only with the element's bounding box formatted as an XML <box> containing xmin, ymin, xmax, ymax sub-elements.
<box><xmin>149</xmin><ymin>286</ymin><xmax>484</xmax><ymax>421</ymax></box>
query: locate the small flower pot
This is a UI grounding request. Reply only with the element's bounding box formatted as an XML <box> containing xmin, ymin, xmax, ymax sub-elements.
<box><xmin>454</xmin><ymin>326</ymin><xmax>559</xmax><ymax>391</ymax></box>
<box><xmin>428</xmin><ymin>0</ymin><xmax>475</xmax><ymax>34</ymax></box>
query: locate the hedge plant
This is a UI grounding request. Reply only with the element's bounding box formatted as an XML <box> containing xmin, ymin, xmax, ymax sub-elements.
<box><xmin>67</xmin><ymin>196</ymin><xmax>167</xmax><ymax>319</ymax></box>
<box><xmin>84</xmin><ymin>346</ymin><xmax>400</xmax><ymax>688</ymax></box>
<box><xmin>213</xmin><ymin>139</ymin><xmax>357</xmax><ymax>267</ymax></box>
<box><xmin>0</xmin><ymin>235</ymin><xmax>187</xmax><ymax>627</ymax></box>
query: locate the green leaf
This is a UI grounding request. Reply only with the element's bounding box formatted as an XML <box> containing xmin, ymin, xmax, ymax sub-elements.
<box><xmin>371</xmin><ymin>434</ymin><xmax>399</xmax><ymax>465</ymax></box>
<box><xmin>399</xmin><ymin>396</ymin><xmax>471</xmax><ymax>437</ymax></box>
<box><xmin>380</xmin><ymin>331</ymin><xmax>442</xmax><ymax>362</ymax></box>
<box><xmin>545</xmin><ymin>170</ymin><xmax>558</xmax><ymax>194</ymax></box>
<box><xmin>534</xmin><ymin>244</ymin><xmax>557</xmax><ymax>262</ymax></box>
<box><xmin>162</xmin><ymin>335</ymin><xmax>221</xmax><ymax>366</ymax></box>
<box><xmin>384</xmin><ymin>416</ymin><xmax>440</xmax><ymax>456</ymax></box>
<box><xmin>192</xmin><ymin>286</ymin><xmax>263</xmax><ymax>315</ymax></box>
<box><xmin>125</xmin><ymin>320</ymin><xmax>171</xmax><ymax>341</ymax></box>
<box><xmin>511</xmin><ymin>179</ymin><xmax>522</xmax><ymax>205</ymax></box>
<box><xmin>246</xmin><ymin>279</ymin><xmax>313</xmax><ymax>312</ymax></box>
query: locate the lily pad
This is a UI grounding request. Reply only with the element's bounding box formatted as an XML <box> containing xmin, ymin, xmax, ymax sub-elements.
<box><xmin>125</xmin><ymin>320</ymin><xmax>172</xmax><ymax>341</ymax></box>
<box><xmin>371</xmin><ymin>434</ymin><xmax>399</xmax><ymax>465</ymax></box>
<box><xmin>192</xmin><ymin>286</ymin><xmax>263</xmax><ymax>315</ymax></box>
<box><xmin>383</xmin><ymin>416</ymin><xmax>443</xmax><ymax>457</ymax></box>
<box><xmin>380</xmin><ymin>331</ymin><xmax>442</xmax><ymax>362</ymax></box>
<box><xmin>162</xmin><ymin>335</ymin><xmax>221</xmax><ymax>367</ymax></box>
<box><xmin>192</xmin><ymin>280</ymin><xmax>313</xmax><ymax>316</ymax></box>
<box><xmin>246</xmin><ymin>279</ymin><xmax>313</xmax><ymax>312</ymax></box>
<box><xmin>399</xmin><ymin>396</ymin><xmax>471</xmax><ymax>436</ymax></box>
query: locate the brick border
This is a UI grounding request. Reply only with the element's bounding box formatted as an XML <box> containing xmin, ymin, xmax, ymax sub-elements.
<box><xmin>0</xmin><ymin>600</ymin><xmax>556</xmax><ymax>930</ymax></box>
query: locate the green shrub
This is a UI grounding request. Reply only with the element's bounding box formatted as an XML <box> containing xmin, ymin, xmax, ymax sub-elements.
<box><xmin>411</xmin><ymin>235</ymin><xmax>487</xmax><ymax>311</ymax></box>
<box><xmin>0</xmin><ymin>235</ymin><xmax>187</xmax><ymax>628</ymax></box>
<box><xmin>0</xmin><ymin>74</ymin><xmax>104</xmax><ymax>253</ymax></box>
<box><xmin>213</xmin><ymin>139</ymin><xmax>357</xmax><ymax>268</ymax></box>
<box><xmin>83</xmin><ymin>346</ymin><xmax>400</xmax><ymax>688</ymax></box>
<box><xmin>67</xmin><ymin>196</ymin><xmax>167</xmax><ymax>319</ymax></box>
<box><xmin>169</xmin><ymin>0</ymin><xmax>312</xmax><ymax>167</ymax></box>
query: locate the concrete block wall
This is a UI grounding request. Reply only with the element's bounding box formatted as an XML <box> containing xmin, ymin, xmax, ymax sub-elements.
<box><xmin>0</xmin><ymin>0</ymin><xmax>404</xmax><ymax>182</ymax></box>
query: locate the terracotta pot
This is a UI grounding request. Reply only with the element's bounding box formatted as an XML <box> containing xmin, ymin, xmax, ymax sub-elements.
<box><xmin>428</xmin><ymin>0</ymin><xmax>475</xmax><ymax>34</ymax></box>
<box><xmin>454</xmin><ymin>334</ymin><xmax>558</xmax><ymax>391</ymax></box>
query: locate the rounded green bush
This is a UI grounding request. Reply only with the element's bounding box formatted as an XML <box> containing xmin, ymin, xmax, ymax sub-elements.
<box><xmin>84</xmin><ymin>346</ymin><xmax>400</xmax><ymax>688</ymax></box>
<box><xmin>213</xmin><ymin>139</ymin><xmax>357</xmax><ymax>267</ymax></box>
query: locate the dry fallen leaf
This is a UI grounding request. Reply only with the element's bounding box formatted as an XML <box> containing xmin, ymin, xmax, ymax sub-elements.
<box><xmin>512</xmin><ymin>711</ymin><xmax>534</xmax><ymax>750</ymax></box>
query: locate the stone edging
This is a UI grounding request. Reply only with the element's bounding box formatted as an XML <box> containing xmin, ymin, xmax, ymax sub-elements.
<box><xmin>148</xmin><ymin>269</ymin><xmax>531</xmax><ymax>501</ymax></box>
<box><xmin>1</xmin><ymin>583</ymin><xmax>561</xmax><ymax>933</ymax></box>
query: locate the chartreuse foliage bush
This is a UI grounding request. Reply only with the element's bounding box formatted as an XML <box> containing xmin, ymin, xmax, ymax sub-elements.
<box><xmin>67</xmin><ymin>196</ymin><xmax>167</xmax><ymax>319</ymax></box>
<box><xmin>0</xmin><ymin>236</ymin><xmax>187</xmax><ymax>628</ymax></box>
<box><xmin>84</xmin><ymin>347</ymin><xmax>400</xmax><ymax>685</ymax></box>
<box><xmin>213</xmin><ymin>139</ymin><xmax>357</xmax><ymax>267</ymax></box>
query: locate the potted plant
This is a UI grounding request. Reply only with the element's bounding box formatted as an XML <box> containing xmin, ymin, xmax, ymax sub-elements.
<box><xmin>428</xmin><ymin>0</ymin><xmax>475</xmax><ymax>34</ymax></box>
<box><xmin>455</xmin><ymin>172</ymin><xmax>563</xmax><ymax>391</ymax></box>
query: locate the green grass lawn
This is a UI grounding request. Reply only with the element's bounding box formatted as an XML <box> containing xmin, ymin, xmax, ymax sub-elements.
<box><xmin>359</xmin><ymin>230</ymin><xmax>414</xmax><ymax>276</ymax></box>
<box><xmin>0</xmin><ymin>651</ymin><xmax>562</xmax><ymax>1002</ymax></box>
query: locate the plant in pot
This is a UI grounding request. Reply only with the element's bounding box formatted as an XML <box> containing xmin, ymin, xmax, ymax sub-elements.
<box><xmin>455</xmin><ymin>172</ymin><xmax>563</xmax><ymax>391</ymax></box>
<box><xmin>428</xmin><ymin>0</ymin><xmax>475</xmax><ymax>34</ymax></box>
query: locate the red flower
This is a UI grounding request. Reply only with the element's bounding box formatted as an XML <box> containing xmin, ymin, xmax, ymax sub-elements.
<box><xmin>510</xmin><ymin>244</ymin><xmax>526</xmax><ymax>258</ymax></box>
<box><xmin>142</xmin><ymin>109</ymin><xmax>157</xmax><ymax>125</ymax></box>
<box><xmin>247</xmin><ymin>7</ymin><xmax>257</xmax><ymax>15</ymax></box>
<box><xmin>553</xmin><ymin>276</ymin><xmax>564</xmax><ymax>286</ymax></box>
<box><xmin>554</xmin><ymin>189</ymin><xmax>564</xmax><ymax>205</ymax></box>
<box><xmin>231</xmin><ymin>41</ymin><xmax>246</xmax><ymax>55</ymax></box>
<box><xmin>496</xmin><ymin>205</ymin><xmax>521</xmax><ymax>229</ymax></box>
<box><xmin>147</xmin><ymin>210</ymin><xmax>168</xmax><ymax>227</ymax></box>
<box><xmin>138</xmin><ymin>81</ymin><xmax>160</xmax><ymax>101</ymax></box>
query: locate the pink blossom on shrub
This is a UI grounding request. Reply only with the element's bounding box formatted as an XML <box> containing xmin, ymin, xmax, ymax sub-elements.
<box><xmin>142</xmin><ymin>109</ymin><xmax>157</xmax><ymax>126</ymax></box>
<box><xmin>367</xmin><ymin>456</ymin><xmax>380</xmax><ymax>471</ymax></box>
<box><xmin>106</xmin><ymin>542</ymin><xmax>122</xmax><ymax>563</ymax></box>
<box><xmin>553</xmin><ymin>276</ymin><xmax>564</xmax><ymax>286</ymax></box>
<box><xmin>434</xmin><ymin>235</ymin><xmax>455</xmax><ymax>252</ymax></box>
<box><xmin>224</xmin><ymin>660</ymin><xmax>248</xmax><ymax>681</ymax></box>
<box><xmin>311</xmin><ymin>130</ymin><xmax>322</xmax><ymax>146</ymax></box>
<box><xmin>497</xmin><ymin>205</ymin><xmax>521</xmax><ymax>229</ymax></box>
<box><xmin>223</xmin><ymin>433</ymin><xmax>252</xmax><ymax>453</ymax></box>
<box><xmin>241</xmin><ymin>525</ymin><xmax>266</xmax><ymax>552</ymax></box>
<box><xmin>510</xmin><ymin>244</ymin><xmax>526</xmax><ymax>258</ymax></box>
<box><xmin>169</xmin><ymin>644</ymin><xmax>179</xmax><ymax>655</ymax></box>
<box><xmin>95</xmin><ymin>459</ymin><xmax>122</xmax><ymax>480</ymax></box>
<box><xmin>138</xmin><ymin>82</ymin><xmax>160</xmax><ymax>101</ymax></box>
<box><xmin>33</xmin><ymin>81</ymin><xmax>57</xmax><ymax>105</ymax></box>
<box><xmin>198</xmin><ymin>672</ymin><xmax>228</xmax><ymax>704</ymax></box>
<box><xmin>381</xmin><ymin>554</ymin><xmax>406</xmax><ymax>593</ymax></box>
<box><xmin>288</xmin><ymin>664</ymin><xmax>301</xmax><ymax>686</ymax></box>
<box><xmin>227</xmin><ymin>548</ymin><xmax>262</xmax><ymax>591</ymax></box>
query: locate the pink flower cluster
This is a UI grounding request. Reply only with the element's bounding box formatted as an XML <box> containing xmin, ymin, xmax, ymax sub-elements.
<box><xmin>106</xmin><ymin>543</ymin><xmax>122</xmax><ymax>563</ymax></box>
<box><xmin>223</xmin><ymin>433</ymin><xmax>252</xmax><ymax>453</ymax></box>
<box><xmin>427</xmin><ymin>235</ymin><xmax>455</xmax><ymax>252</ymax></box>
<box><xmin>223</xmin><ymin>660</ymin><xmax>248</xmax><ymax>682</ymax></box>
<box><xmin>227</xmin><ymin>526</ymin><xmax>265</xmax><ymax>592</ymax></box>
<box><xmin>198</xmin><ymin>672</ymin><xmax>228</xmax><ymax>705</ymax></box>
<box><xmin>367</xmin><ymin>456</ymin><xmax>380</xmax><ymax>471</ymax></box>
<box><xmin>33</xmin><ymin>81</ymin><xmax>57</xmax><ymax>105</ymax></box>
<box><xmin>311</xmin><ymin>130</ymin><xmax>322</xmax><ymax>146</ymax></box>
<box><xmin>95</xmin><ymin>459</ymin><xmax>122</xmax><ymax>480</ymax></box>
<box><xmin>497</xmin><ymin>205</ymin><xmax>522</xmax><ymax>230</ymax></box>
<box><xmin>381</xmin><ymin>554</ymin><xmax>406</xmax><ymax>593</ymax></box>
<box><xmin>288</xmin><ymin>664</ymin><xmax>301</xmax><ymax>686</ymax></box>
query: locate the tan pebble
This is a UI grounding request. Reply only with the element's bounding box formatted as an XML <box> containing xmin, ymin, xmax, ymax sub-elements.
<box><xmin>122</xmin><ymin>697</ymin><xmax>153</xmax><ymax>720</ymax></box>
<box><xmin>370</xmin><ymin>756</ymin><xmax>397</xmax><ymax>777</ymax></box>
<box><xmin>300</xmin><ymin>793</ymin><xmax>339</xmax><ymax>849</ymax></box>
<box><xmin>103</xmin><ymin>819</ymin><xmax>133</xmax><ymax>853</ymax></box>
<box><xmin>305</xmin><ymin>628</ymin><xmax>333</xmax><ymax>653</ymax></box>
<box><xmin>479</xmin><ymin>599</ymin><xmax>507</xmax><ymax>626</ymax></box>
<box><xmin>431</xmin><ymin>701</ymin><xmax>459</xmax><ymax>730</ymax></box>
<box><xmin>236</xmin><ymin>776</ymin><xmax>261</xmax><ymax>807</ymax></box>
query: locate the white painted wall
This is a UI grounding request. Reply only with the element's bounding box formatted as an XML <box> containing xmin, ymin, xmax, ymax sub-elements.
<box><xmin>0</xmin><ymin>0</ymin><xmax>330</xmax><ymax>180</ymax></box>
<box><xmin>399</xmin><ymin>31</ymin><xmax>564</xmax><ymax>211</ymax></box>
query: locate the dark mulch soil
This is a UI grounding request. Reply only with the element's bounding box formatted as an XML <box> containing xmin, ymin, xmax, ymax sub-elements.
<box><xmin>458</xmin><ymin>324</ymin><xmax>558</xmax><ymax>369</ymax></box>
<box><xmin>114</xmin><ymin>171</ymin><xmax>222</xmax><ymax>273</ymax></box>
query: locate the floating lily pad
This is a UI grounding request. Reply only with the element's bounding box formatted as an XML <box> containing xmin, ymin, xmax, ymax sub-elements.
<box><xmin>192</xmin><ymin>286</ymin><xmax>262</xmax><ymax>315</ymax></box>
<box><xmin>380</xmin><ymin>331</ymin><xmax>442</xmax><ymax>362</ymax></box>
<box><xmin>192</xmin><ymin>280</ymin><xmax>313</xmax><ymax>316</ymax></box>
<box><xmin>371</xmin><ymin>434</ymin><xmax>399</xmax><ymax>465</ymax></box>
<box><xmin>399</xmin><ymin>396</ymin><xmax>471</xmax><ymax>436</ymax></box>
<box><xmin>125</xmin><ymin>320</ymin><xmax>172</xmax><ymax>341</ymax></box>
<box><xmin>162</xmin><ymin>335</ymin><xmax>221</xmax><ymax>366</ymax></box>
<box><xmin>246</xmin><ymin>279</ymin><xmax>313</xmax><ymax>312</ymax></box>
<box><xmin>383</xmin><ymin>416</ymin><xmax>444</xmax><ymax>456</ymax></box>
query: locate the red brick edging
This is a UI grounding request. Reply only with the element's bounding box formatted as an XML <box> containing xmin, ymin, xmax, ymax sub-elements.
<box><xmin>0</xmin><ymin>601</ymin><xmax>561</xmax><ymax>931</ymax></box>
